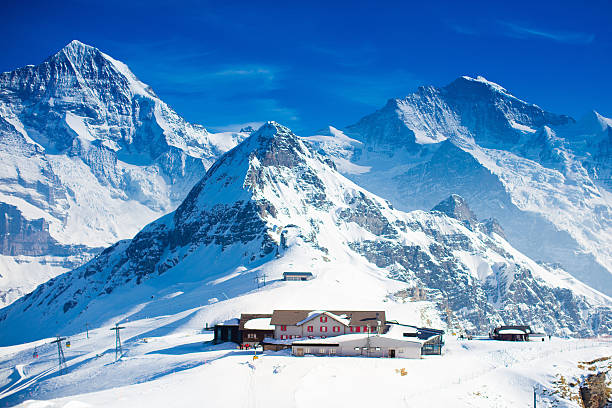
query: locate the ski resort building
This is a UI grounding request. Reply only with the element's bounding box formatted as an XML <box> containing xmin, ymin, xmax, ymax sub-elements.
<box><xmin>282</xmin><ymin>272</ymin><xmax>314</xmax><ymax>281</ymax></box>
<box><xmin>270</xmin><ymin>310</ymin><xmax>385</xmax><ymax>340</ymax></box>
<box><xmin>212</xmin><ymin>318</ymin><xmax>241</xmax><ymax>344</ymax></box>
<box><xmin>490</xmin><ymin>325</ymin><xmax>532</xmax><ymax>341</ymax></box>
<box><xmin>212</xmin><ymin>309</ymin><xmax>444</xmax><ymax>358</ymax></box>
<box><xmin>239</xmin><ymin>314</ymin><xmax>274</xmax><ymax>346</ymax></box>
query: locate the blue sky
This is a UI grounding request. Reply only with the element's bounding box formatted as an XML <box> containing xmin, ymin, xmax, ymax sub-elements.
<box><xmin>2</xmin><ymin>0</ymin><xmax>611</xmax><ymax>134</ymax></box>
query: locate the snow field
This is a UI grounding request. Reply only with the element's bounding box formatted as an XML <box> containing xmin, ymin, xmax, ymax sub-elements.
<box><xmin>1</xmin><ymin>323</ymin><xmax>608</xmax><ymax>408</ymax></box>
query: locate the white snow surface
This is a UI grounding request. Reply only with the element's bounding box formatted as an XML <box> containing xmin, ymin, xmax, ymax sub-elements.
<box><xmin>0</xmin><ymin>321</ymin><xmax>609</xmax><ymax>407</ymax></box>
<box><xmin>243</xmin><ymin>317</ymin><xmax>273</xmax><ymax>330</ymax></box>
<box><xmin>312</xmin><ymin>76</ymin><xmax>612</xmax><ymax>295</ymax></box>
<box><xmin>0</xmin><ymin>122</ymin><xmax>608</xmax><ymax>350</ymax></box>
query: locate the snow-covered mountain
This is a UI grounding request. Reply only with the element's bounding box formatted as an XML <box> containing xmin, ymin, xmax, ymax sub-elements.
<box><xmin>307</xmin><ymin>76</ymin><xmax>612</xmax><ymax>296</ymax></box>
<box><xmin>0</xmin><ymin>40</ymin><xmax>246</xmax><ymax>306</ymax></box>
<box><xmin>1</xmin><ymin>122</ymin><xmax>609</xmax><ymax>346</ymax></box>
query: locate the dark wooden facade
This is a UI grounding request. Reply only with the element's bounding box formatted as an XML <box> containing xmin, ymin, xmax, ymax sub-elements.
<box><xmin>490</xmin><ymin>325</ymin><xmax>532</xmax><ymax>341</ymax></box>
<box><xmin>240</xmin><ymin>313</ymin><xmax>274</xmax><ymax>344</ymax></box>
<box><xmin>213</xmin><ymin>322</ymin><xmax>241</xmax><ymax>344</ymax></box>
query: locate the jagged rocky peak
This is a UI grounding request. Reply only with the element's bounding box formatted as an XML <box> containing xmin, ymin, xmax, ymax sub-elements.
<box><xmin>431</xmin><ymin>194</ymin><xmax>477</xmax><ymax>222</ymax></box>
<box><xmin>239</xmin><ymin>125</ymin><xmax>256</xmax><ymax>133</ymax></box>
<box><xmin>0</xmin><ymin>40</ymin><xmax>246</xmax><ymax>307</ymax></box>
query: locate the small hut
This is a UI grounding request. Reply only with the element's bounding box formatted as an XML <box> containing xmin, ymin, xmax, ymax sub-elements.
<box><xmin>490</xmin><ymin>325</ymin><xmax>531</xmax><ymax>341</ymax></box>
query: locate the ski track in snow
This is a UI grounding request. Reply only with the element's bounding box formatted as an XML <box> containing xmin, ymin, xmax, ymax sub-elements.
<box><xmin>0</xmin><ymin>313</ymin><xmax>609</xmax><ymax>408</ymax></box>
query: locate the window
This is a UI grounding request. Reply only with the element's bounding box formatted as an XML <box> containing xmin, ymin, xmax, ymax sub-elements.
<box><xmin>321</xmin><ymin>326</ymin><xmax>328</xmax><ymax>332</ymax></box>
<box><xmin>375</xmin><ymin>347</ymin><xmax>381</xmax><ymax>351</ymax></box>
<box><xmin>307</xmin><ymin>326</ymin><xmax>314</xmax><ymax>332</ymax></box>
<box><xmin>319</xmin><ymin>348</ymin><xmax>325</xmax><ymax>354</ymax></box>
<box><xmin>320</xmin><ymin>316</ymin><xmax>327</xmax><ymax>323</ymax></box>
<box><xmin>280</xmin><ymin>335</ymin><xmax>287</xmax><ymax>340</ymax></box>
<box><xmin>280</xmin><ymin>325</ymin><xmax>287</xmax><ymax>331</ymax></box>
<box><xmin>333</xmin><ymin>326</ymin><xmax>340</xmax><ymax>332</ymax></box>
<box><xmin>371</xmin><ymin>326</ymin><xmax>376</xmax><ymax>333</ymax></box>
<box><xmin>350</xmin><ymin>327</ymin><xmax>354</xmax><ymax>333</ymax></box>
<box><xmin>363</xmin><ymin>326</ymin><xmax>368</xmax><ymax>332</ymax></box>
<box><xmin>354</xmin><ymin>347</ymin><xmax>360</xmax><ymax>351</ymax></box>
<box><xmin>329</xmin><ymin>348</ymin><xmax>336</xmax><ymax>355</ymax></box>
<box><xmin>247</xmin><ymin>333</ymin><xmax>256</xmax><ymax>339</ymax></box>
<box><xmin>355</xmin><ymin>326</ymin><xmax>361</xmax><ymax>333</ymax></box>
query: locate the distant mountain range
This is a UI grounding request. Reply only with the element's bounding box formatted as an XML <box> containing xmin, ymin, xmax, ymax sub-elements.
<box><xmin>0</xmin><ymin>122</ymin><xmax>609</xmax><ymax>345</ymax></box>
<box><xmin>308</xmin><ymin>75</ymin><xmax>612</xmax><ymax>296</ymax></box>
<box><xmin>0</xmin><ymin>40</ymin><xmax>247</xmax><ymax>305</ymax></box>
<box><xmin>0</xmin><ymin>43</ymin><xmax>610</xmax><ymax>344</ymax></box>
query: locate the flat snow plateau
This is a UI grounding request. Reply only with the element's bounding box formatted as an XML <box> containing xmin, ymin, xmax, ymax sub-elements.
<box><xmin>0</xmin><ymin>320</ymin><xmax>609</xmax><ymax>407</ymax></box>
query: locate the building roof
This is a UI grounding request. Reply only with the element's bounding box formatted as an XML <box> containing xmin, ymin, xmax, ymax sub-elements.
<box><xmin>239</xmin><ymin>313</ymin><xmax>273</xmax><ymax>331</ymax></box>
<box><xmin>291</xmin><ymin>342</ymin><xmax>340</xmax><ymax>347</ymax></box>
<box><xmin>385</xmin><ymin>322</ymin><xmax>445</xmax><ymax>340</ymax></box>
<box><xmin>216</xmin><ymin>318</ymin><xmax>240</xmax><ymax>326</ymax></box>
<box><xmin>270</xmin><ymin>310</ymin><xmax>386</xmax><ymax>326</ymax></box>
<box><xmin>497</xmin><ymin>329</ymin><xmax>528</xmax><ymax>335</ymax></box>
<box><xmin>292</xmin><ymin>332</ymin><xmax>424</xmax><ymax>346</ymax></box>
<box><xmin>494</xmin><ymin>325</ymin><xmax>531</xmax><ymax>334</ymax></box>
<box><xmin>283</xmin><ymin>271</ymin><xmax>313</xmax><ymax>276</ymax></box>
<box><xmin>296</xmin><ymin>311</ymin><xmax>350</xmax><ymax>326</ymax></box>
<box><xmin>244</xmin><ymin>317</ymin><xmax>274</xmax><ymax>331</ymax></box>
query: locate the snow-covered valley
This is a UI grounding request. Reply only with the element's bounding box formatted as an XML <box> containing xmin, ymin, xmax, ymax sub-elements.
<box><xmin>1</xmin><ymin>315</ymin><xmax>609</xmax><ymax>408</ymax></box>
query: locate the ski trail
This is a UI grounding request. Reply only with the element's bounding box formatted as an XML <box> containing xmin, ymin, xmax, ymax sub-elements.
<box><xmin>0</xmin><ymin>365</ymin><xmax>56</xmax><ymax>400</ymax></box>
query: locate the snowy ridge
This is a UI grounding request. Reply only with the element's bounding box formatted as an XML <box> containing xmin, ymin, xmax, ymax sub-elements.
<box><xmin>311</xmin><ymin>76</ymin><xmax>612</xmax><ymax>296</ymax></box>
<box><xmin>0</xmin><ymin>122</ymin><xmax>609</xmax><ymax>347</ymax></box>
<box><xmin>0</xmin><ymin>41</ymin><xmax>247</xmax><ymax>306</ymax></box>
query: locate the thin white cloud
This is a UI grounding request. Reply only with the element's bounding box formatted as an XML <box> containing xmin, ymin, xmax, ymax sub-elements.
<box><xmin>500</xmin><ymin>21</ymin><xmax>595</xmax><ymax>45</ymax></box>
<box><xmin>214</xmin><ymin>66</ymin><xmax>278</xmax><ymax>81</ymax></box>
<box><xmin>212</xmin><ymin>121</ymin><xmax>265</xmax><ymax>133</ymax></box>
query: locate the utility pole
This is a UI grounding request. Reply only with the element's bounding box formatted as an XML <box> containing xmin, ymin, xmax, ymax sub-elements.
<box><xmin>254</xmin><ymin>275</ymin><xmax>260</xmax><ymax>289</ymax></box>
<box><xmin>50</xmin><ymin>336</ymin><xmax>67</xmax><ymax>374</ymax></box>
<box><xmin>85</xmin><ymin>323</ymin><xmax>89</xmax><ymax>339</ymax></box>
<box><xmin>261</xmin><ymin>272</ymin><xmax>267</xmax><ymax>287</ymax></box>
<box><xmin>110</xmin><ymin>323</ymin><xmax>126</xmax><ymax>361</ymax></box>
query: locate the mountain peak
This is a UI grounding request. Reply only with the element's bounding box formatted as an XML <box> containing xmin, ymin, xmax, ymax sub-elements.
<box><xmin>64</xmin><ymin>39</ymin><xmax>93</xmax><ymax>50</ymax></box>
<box><xmin>53</xmin><ymin>39</ymin><xmax>100</xmax><ymax>63</ymax></box>
<box><xmin>431</xmin><ymin>194</ymin><xmax>477</xmax><ymax>222</ymax></box>
<box><xmin>252</xmin><ymin>121</ymin><xmax>292</xmax><ymax>138</ymax></box>
<box><xmin>459</xmin><ymin>75</ymin><xmax>509</xmax><ymax>94</ymax></box>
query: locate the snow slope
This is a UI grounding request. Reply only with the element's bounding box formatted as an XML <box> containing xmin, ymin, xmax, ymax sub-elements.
<box><xmin>0</xmin><ymin>319</ymin><xmax>610</xmax><ymax>407</ymax></box>
<box><xmin>0</xmin><ymin>40</ymin><xmax>247</xmax><ymax>306</ymax></box>
<box><xmin>0</xmin><ymin>122</ymin><xmax>609</xmax><ymax>350</ymax></box>
<box><xmin>309</xmin><ymin>76</ymin><xmax>612</xmax><ymax>296</ymax></box>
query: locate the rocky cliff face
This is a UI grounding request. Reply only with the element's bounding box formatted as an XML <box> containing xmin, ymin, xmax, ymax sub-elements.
<box><xmin>1</xmin><ymin>122</ymin><xmax>609</xmax><ymax>345</ymax></box>
<box><xmin>0</xmin><ymin>40</ymin><xmax>246</xmax><ymax>306</ymax></box>
<box><xmin>310</xmin><ymin>76</ymin><xmax>612</xmax><ymax>296</ymax></box>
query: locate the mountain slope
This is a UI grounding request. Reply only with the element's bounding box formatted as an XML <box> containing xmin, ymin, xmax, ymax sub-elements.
<box><xmin>308</xmin><ymin>76</ymin><xmax>612</xmax><ymax>295</ymax></box>
<box><xmin>0</xmin><ymin>122</ymin><xmax>609</xmax><ymax>346</ymax></box>
<box><xmin>0</xmin><ymin>41</ymin><xmax>246</xmax><ymax>306</ymax></box>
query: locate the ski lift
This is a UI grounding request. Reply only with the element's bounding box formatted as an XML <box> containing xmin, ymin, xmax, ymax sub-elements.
<box><xmin>65</xmin><ymin>341</ymin><xmax>71</xmax><ymax>348</ymax></box>
<box><xmin>32</xmin><ymin>346</ymin><xmax>39</xmax><ymax>359</ymax></box>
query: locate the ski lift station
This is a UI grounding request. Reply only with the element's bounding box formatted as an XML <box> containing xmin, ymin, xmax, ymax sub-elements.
<box><xmin>212</xmin><ymin>309</ymin><xmax>444</xmax><ymax>359</ymax></box>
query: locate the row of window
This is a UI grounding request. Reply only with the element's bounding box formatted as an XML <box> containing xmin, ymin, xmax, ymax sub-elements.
<box><xmin>301</xmin><ymin>347</ymin><xmax>336</xmax><ymax>355</ymax></box>
<box><xmin>280</xmin><ymin>325</ymin><xmax>376</xmax><ymax>333</ymax></box>
<box><xmin>280</xmin><ymin>335</ymin><xmax>301</xmax><ymax>340</ymax></box>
